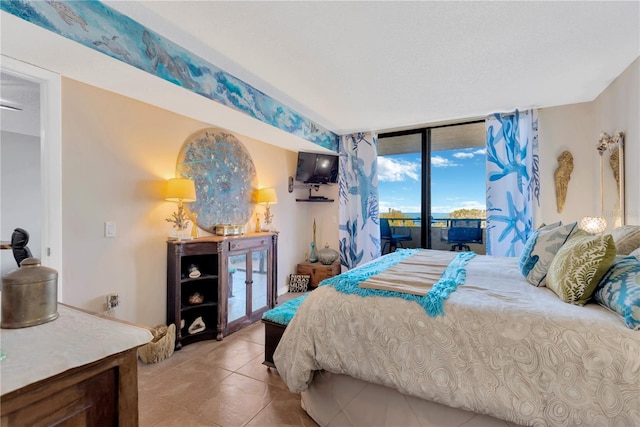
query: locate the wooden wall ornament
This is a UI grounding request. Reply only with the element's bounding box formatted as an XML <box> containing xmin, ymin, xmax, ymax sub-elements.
<box><xmin>176</xmin><ymin>128</ymin><xmax>257</xmax><ymax>232</ymax></box>
<box><xmin>554</xmin><ymin>150</ymin><xmax>574</xmax><ymax>213</ymax></box>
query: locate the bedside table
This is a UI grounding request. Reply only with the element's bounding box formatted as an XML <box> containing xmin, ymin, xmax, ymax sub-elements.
<box><xmin>296</xmin><ymin>260</ymin><xmax>341</xmax><ymax>288</ymax></box>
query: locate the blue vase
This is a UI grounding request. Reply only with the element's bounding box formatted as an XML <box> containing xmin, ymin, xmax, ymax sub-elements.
<box><xmin>309</xmin><ymin>242</ymin><xmax>318</xmax><ymax>263</ymax></box>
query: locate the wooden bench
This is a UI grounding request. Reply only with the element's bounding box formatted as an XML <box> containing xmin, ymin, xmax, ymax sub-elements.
<box><xmin>261</xmin><ymin>293</ymin><xmax>309</xmax><ymax>368</ymax></box>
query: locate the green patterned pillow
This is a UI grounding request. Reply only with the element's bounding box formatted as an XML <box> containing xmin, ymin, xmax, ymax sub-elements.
<box><xmin>546</xmin><ymin>231</ymin><xmax>617</xmax><ymax>305</ymax></box>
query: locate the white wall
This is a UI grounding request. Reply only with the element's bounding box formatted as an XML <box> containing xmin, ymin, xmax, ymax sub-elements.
<box><xmin>1</xmin><ymin>131</ymin><xmax>41</xmax><ymax>277</ymax></box>
<box><xmin>60</xmin><ymin>78</ymin><xmax>309</xmax><ymax>326</ymax></box>
<box><xmin>537</xmin><ymin>58</ymin><xmax>639</xmax><ymax>228</ymax></box>
<box><xmin>537</xmin><ymin>103</ymin><xmax>595</xmax><ymax>226</ymax></box>
<box><xmin>592</xmin><ymin>57</ymin><xmax>639</xmax><ymax>225</ymax></box>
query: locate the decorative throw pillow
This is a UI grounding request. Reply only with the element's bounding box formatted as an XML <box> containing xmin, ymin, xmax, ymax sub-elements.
<box><xmin>594</xmin><ymin>255</ymin><xmax>640</xmax><ymax>329</ymax></box>
<box><xmin>546</xmin><ymin>230</ymin><xmax>617</xmax><ymax>305</ymax></box>
<box><xmin>288</xmin><ymin>274</ymin><xmax>310</xmax><ymax>292</ymax></box>
<box><xmin>611</xmin><ymin>225</ymin><xmax>640</xmax><ymax>255</ymax></box>
<box><xmin>631</xmin><ymin>248</ymin><xmax>640</xmax><ymax>261</ymax></box>
<box><xmin>538</xmin><ymin>221</ymin><xmax>562</xmax><ymax>231</ymax></box>
<box><xmin>519</xmin><ymin>222</ymin><xmax>578</xmax><ymax>286</ymax></box>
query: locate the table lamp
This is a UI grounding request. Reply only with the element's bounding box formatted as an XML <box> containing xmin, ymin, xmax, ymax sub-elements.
<box><xmin>165</xmin><ymin>178</ymin><xmax>197</xmax><ymax>240</ymax></box>
<box><xmin>256</xmin><ymin>188</ymin><xmax>278</xmax><ymax>230</ymax></box>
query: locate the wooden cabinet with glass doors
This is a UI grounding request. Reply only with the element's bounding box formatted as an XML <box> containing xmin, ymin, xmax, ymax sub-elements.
<box><xmin>167</xmin><ymin>232</ymin><xmax>277</xmax><ymax>349</ymax></box>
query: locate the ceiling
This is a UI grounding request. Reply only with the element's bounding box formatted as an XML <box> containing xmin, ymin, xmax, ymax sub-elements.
<box><xmin>1</xmin><ymin>1</ymin><xmax>638</xmax><ymax>142</ymax></box>
<box><xmin>0</xmin><ymin>72</ymin><xmax>40</xmax><ymax>137</ymax></box>
<box><xmin>107</xmin><ymin>1</ymin><xmax>640</xmax><ymax>134</ymax></box>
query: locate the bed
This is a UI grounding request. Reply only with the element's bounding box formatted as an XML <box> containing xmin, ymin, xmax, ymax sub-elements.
<box><xmin>274</xmin><ymin>248</ymin><xmax>640</xmax><ymax>427</ymax></box>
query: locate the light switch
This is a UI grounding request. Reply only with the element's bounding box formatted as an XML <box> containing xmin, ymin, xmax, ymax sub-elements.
<box><xmin>105</xmin><ymin>221</ymin><xmax>116</xmax><ymax>237</ymax></box>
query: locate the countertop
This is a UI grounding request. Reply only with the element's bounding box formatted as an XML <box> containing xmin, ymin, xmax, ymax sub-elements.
<box><xmin>0</xmin><ymin>303</ymin><xmax>152</xmax><ymax>395</ymax></box>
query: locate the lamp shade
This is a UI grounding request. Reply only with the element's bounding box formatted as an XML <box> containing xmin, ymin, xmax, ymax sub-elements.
<box><xmin>256</xmin><ymin>188</ymin><xmax>278</xmax><ymax>204</ymax></box>
<box><xmin>579</xmin><ymin>216</ymin><xmax>606</xmax><ymax>234</ymax></box>
<box><xmin>165</xmin><ymin>178</ymin><xmax>196</xmax><ymax>202</ymax></box>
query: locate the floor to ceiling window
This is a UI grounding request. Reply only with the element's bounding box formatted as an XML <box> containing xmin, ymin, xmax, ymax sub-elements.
<box><xmin>378</xmin><ymin>120</ymin><xmax>487</xmax><ymax>254</ymax></box>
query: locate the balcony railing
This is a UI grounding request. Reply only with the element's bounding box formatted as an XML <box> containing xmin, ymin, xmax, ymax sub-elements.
<box><xmin>382</xmin><ymin>217</ymin><xmax>486</xmax><ymax>255</ymax></box>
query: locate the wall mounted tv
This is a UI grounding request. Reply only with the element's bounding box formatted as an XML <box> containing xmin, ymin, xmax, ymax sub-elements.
<box><xmin>295</xmin><ymin>152</ymin><xmax>339</xmax><ymax>184</ymax></box>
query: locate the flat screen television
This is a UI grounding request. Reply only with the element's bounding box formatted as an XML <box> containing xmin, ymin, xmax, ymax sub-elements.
<box><xmin>295</xmin><ymin>151</ymin><xmax>339</xmax><ymax>184</ymax></box>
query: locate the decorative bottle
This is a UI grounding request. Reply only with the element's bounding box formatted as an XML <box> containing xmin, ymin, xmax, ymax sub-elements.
<box><xmin>309</xmin><ymin>219</ymin><xmax>318</xmax><ymax>262</ymax></box>
<box><xmin>309</xmin><ymin>241</ymin><xmax>318</xmax><ymax>263</ymax></box>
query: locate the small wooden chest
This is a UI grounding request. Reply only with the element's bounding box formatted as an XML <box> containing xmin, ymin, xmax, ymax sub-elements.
<box><xmin>296</xmin><ymin>260</ymin><xmax>341</xmax><ymax>288</ymax></box>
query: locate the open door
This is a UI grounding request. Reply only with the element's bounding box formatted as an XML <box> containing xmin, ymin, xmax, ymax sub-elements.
<box><xmin>0</xmin><ymin>56</ymin><xmax>62</xmax><ymax>284</ymax></box>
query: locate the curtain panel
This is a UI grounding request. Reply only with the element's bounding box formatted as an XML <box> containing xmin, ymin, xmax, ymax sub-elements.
<box><xmin>485</xmin><ymin>110</ymin><xmax>540</xmax><ymax>257</ymax></box>
<box><xmin>338</xmin><ymin>132</ymin><xmax>380</xmax><ymax>270</ymax></box>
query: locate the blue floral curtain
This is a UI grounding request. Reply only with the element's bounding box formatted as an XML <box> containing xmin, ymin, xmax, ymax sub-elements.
<box><xmin>485</xmin><ymin>110</ymin><xmax>540</xmax><ymax>257</ymax></box>
<box><xmin>338</xmin><ymin>132</ymin><xmax>380</xmax><ymax>270</ymax></box>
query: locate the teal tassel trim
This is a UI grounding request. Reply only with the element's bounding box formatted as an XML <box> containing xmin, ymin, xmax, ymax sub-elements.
<box><xmin>323</xmin><ymin>250</ymin><xmax>476</xmax><ymax>317</ymax></box>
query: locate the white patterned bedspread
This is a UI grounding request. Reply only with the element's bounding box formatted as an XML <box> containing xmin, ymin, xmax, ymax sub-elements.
<box><xmin>274</xmin><ymin>251</ymin><xmax>640</xmax><ymax>426</ymax></box>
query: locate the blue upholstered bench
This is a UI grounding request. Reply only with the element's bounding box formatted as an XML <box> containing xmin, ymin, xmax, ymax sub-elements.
<box><xmin>261</xmin><ymin>293</ymin><xmax>309</xmax><ymax>368</ymax></box>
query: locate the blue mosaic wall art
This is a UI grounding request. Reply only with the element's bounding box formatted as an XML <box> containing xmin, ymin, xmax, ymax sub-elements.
<box><xmin>177</xmin><ymin>128</ymin><xmax>257</xmax><ymax>231</ymax></box>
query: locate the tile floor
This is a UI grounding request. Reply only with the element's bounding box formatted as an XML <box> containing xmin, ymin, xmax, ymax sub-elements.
<box><xmin>138</xmin><ymin>293</ymin><xmax>317</xmax><ymax>427</ymax></box>
<box><xmin>138</xmin><ymin>320</ymin><xmax>317</xmax><ymax>427</ymax></box>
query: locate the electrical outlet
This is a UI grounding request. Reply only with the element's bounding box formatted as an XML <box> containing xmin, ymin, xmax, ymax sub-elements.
<box><xmin>106</xmin><ymin>293</ymin><xmax>119</xmax><ymax>310</ymax></box>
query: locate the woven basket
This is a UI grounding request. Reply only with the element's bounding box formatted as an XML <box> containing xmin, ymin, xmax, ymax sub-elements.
<box><xmin>138</xmin><ymin>323</ymin><xmax>175</xmax><ymax>364</ymax></box>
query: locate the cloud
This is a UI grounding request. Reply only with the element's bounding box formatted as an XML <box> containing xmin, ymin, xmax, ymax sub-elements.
<box><xmin>452</xmin><ymin>148</ymin><xmax>486</xmax><ymax>159</ymax></box>
<box><xmin>453</xmin><ymin>152</ymin><xmax>474</xmax><ymax>159</ymax></box>
<box><xmin>378</xmin><ymin>157</ymin><xmax>419</xmax><ymax>182</ymax></box>
<box><xmin>431</xmin><ymin>156</ymin><xmax>459</xmax><ymax>167</ymax></box>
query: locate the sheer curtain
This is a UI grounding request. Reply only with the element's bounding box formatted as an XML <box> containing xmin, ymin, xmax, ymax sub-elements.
<box><xmin>485</xmin><ymin>109</ymin><xmax>540</xmax><ymax>257</ymax></box>
<box><xmin>338</xmin><ymin>132</ymin><xmax>380</xmax><ymax>270</ymax></box>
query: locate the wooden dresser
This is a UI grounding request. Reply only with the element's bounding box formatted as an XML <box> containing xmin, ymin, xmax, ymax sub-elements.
<box><xmin>296</xmin><ymin>260</ymin><xmax>341</xmax><ymax>288</ymax></box>
<box><xmin>0</xmin><ymin>304</ymin><xmax>152</xmax><ymax>426</ymax></box>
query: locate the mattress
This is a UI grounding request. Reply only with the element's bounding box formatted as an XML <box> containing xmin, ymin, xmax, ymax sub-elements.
<box><xmin>274</xmin><ymin>250</ymin><xmax>640</xmax><ymax>426</ymax></box>
<box><xmin>301</xmin><ymin>371</ymin><xmax>522</xmax><ymax>427</ymax></box>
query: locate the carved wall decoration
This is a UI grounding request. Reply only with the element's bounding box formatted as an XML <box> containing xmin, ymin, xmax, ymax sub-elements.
<box><xmin>554</xmin><ymin>150</ymin><xmax>574</xmax><ymax>213</ymax></box>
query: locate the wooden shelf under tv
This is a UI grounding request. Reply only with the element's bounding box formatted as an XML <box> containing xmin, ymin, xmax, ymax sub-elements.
<box><xmin>296</xmin><ymin>198</ymin><xmax>335</xmax><ymax>202</ymax></box>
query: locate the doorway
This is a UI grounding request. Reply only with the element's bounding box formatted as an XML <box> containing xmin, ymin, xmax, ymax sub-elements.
<box><xmin>0</xmin><ymin>56</ymin><xmax>62</xmax><ymax>283</ymax></box>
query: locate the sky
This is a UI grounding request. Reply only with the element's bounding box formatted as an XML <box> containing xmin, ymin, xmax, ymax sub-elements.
<box><xmin>378</xmin><ymin>147</ymin><xmax>486</xmax><ymax>217</ymax></box>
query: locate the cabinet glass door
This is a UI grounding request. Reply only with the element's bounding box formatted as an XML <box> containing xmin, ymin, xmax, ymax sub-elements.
<box><xmin>228</xmin><ymin>253</ymin><xmax>248</xmax><ymax>323</ymax></box>
<box><xmin>251</xmin><ymin>249</ymin><xmax>268</xmax><ymax>312</ymax></box>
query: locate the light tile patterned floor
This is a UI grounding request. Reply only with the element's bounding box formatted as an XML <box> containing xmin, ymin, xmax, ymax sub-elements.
<box><xmin>138</xmin><ymin>292</ymin><xmax>520</xmax><ymax>427</ymax></box>
<box><xmin>138</xmin><ymin>293</ymin><xmax>317</xmax><ymax>427</ymax></box>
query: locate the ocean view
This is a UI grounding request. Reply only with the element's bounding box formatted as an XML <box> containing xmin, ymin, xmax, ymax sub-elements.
<box><xmin>377</xmin><ymin>147</ymin><xmax>486</xmax><ymax>220</ymax></box>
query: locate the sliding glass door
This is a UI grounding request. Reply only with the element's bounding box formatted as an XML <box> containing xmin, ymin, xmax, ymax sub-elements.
<box><xmin>378</xmin><ymin>121</ymin><xmax>487</xmax><ymax>254</ymax></box>
<box><xmin>377</xmin><ymin>130</ymin><xmax>425</xmax><ymax>254</ymax></box>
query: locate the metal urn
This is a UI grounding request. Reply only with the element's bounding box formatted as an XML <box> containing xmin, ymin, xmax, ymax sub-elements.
<box><xmin>1</xmin><ymin>258</ymin><xmax>59</xmax><ymax>329</ymax></box>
